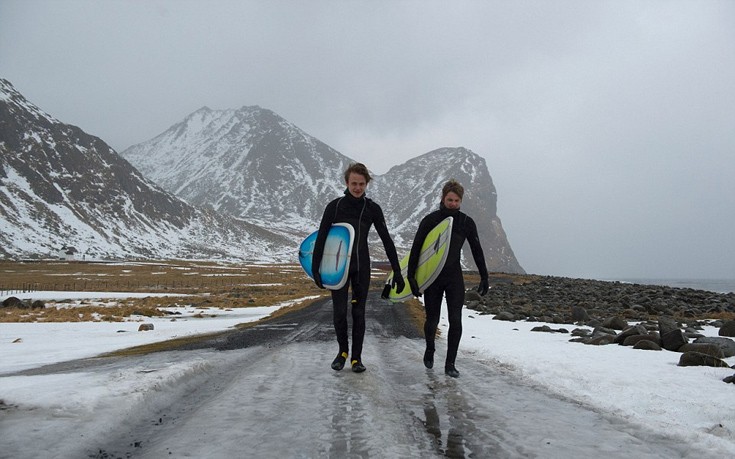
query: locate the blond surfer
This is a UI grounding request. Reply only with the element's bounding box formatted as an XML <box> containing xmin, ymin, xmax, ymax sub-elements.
<box><xmin>312</xmin><ymin>163</ymin><xmax>405</xmax><ymax>373</ymax></box>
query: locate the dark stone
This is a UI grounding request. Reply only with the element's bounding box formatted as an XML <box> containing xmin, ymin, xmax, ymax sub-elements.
<box><xmin>602</xmin><ymin>316</ymin><xmax>628</xmax><ymax>330</ymax></box>
<box><xmin>138</xmin><ymin>323</ymin><xmax>154</xmax><ymax>331</ymax></box>
<box><xmin>592</xmin><ymin>326</ymin><xmax>616</xmax><ymax>337</ymax></box>
<box><xmin>2</xmin><ymin>297</ymin><xmax>25</xmax><ymax>308</ymax></box>
<box><xmin>623</xmin><ymin>334</ymin><xmax>661</xmax><ymax>347</ymax></box>
<box><xmin>614</xmin><ymin>325</ymin><xmax>648</xmax><ymax>345</ymax></box>
<box><xmin>493</xmin><ymin>311</ymin><xmax>515</xmax><ymax>321</ymax></box>
<box><xmin>531</xmin><ymin>325</ymin><xmax>568</xmax><ymax>333</ymax></box>
<box><xmin>586</xmin><ymin>334</ymin><xmax>615</xmax><ymax>346</ymax></box>
<box><xmin>464</xmin><ymin>290</ymin><xmax>482</xmax><ymax>303</ymax></box>
<box><xmin>724</xmin><ymin>374</ymin><xmax>735</xmax><ymax>384</ymax></box>
<box><xmin>719</xmin><ymin>320</ymin><xmax>735</xmax><ymax>337</ymax></box>
<box><xmin>571</xmin><ymin>328</ymin><xmax>591</xmax><ymax>337</ymax></box>
<box><xmin>694</xmin><ymin>337</ymin><xmax>735</xmax><ymax>358</ymax></box>
<box><xmin>570</xmin><ymin>306</ymin><xmax>590</xmax><ymax>323</ymax></box>
<box><xmin>659</xmin><ymin>316</ymin><xmax>688</xmax><ymax>351</ymax></box>
<box><xmin>31</xmin><ymin>300</ymin><xmax>45</xmax><ymax>309</ymax></box>
<box><xmin>678</xmin><ymin>343</ymin><xmax>725</xmax><ymax>359</ymax></box>
<box><xmin>633</xmin><ymin>340</ymin><xmax>662</xmax><ymax>351</ymax></box>
<box><xmin>678</xmin><ymin>352</ymin><xmax>731</xmax><ymax>368</ymax></box>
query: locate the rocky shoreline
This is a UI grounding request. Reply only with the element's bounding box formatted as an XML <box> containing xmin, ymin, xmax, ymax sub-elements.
<box><xmin>465</xmin><ymin>274</ymin><xmax>735</xmax><ymax>383</ymax></box>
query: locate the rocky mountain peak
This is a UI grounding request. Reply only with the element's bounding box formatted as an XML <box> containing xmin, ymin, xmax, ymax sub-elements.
<box><xmin>121</xmin><ymin>106</ymin><xmax>353</xmax><ymax>228</ymax></box>
<box><xmin>0</xmin><ymin>79</ymin><xmax>289</xmax><ymax>260</ymax></box>
<box><xmin>370</xmin><ymin>146</ymin><xmax>521</xmax><ymax>272</ymax></box>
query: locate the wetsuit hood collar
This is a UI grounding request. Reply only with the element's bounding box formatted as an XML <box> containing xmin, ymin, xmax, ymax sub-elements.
<box><xmin>344</xmin><ymin>188</ymin><xmax>366</xmax><ymax>202</ymax></box>
<box><xmin>439</xmin><ymin>201</ymin><xmax>460</xmax><ymax>217</ymax></box>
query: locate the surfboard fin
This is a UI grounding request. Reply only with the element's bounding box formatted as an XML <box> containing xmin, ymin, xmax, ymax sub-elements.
<box><xmin>381</xmin><ymin>283</ymin><xmax>391</xmax><ymax>299</ymax></box>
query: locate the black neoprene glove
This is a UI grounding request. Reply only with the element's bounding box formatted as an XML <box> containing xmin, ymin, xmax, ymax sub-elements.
<box><xmin>477</xmin><ymin>277</ymin><xmax>489</xmax><ymax>296</ymax></box>
<box><xmin>408</xmin><ymin>277</ymin><xmax>421</xmax><ymax>297</ymax></box>
<box><xmin>392</xmin><ymin>271</ymin><xmax>405</xmax><ymax>294</ymax></box>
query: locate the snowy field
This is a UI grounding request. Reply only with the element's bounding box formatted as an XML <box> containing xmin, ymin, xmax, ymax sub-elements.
<box><xmin>1</xmin><ymin>291</ymin><xmax>734</xmax><ymax>456</ymax></box>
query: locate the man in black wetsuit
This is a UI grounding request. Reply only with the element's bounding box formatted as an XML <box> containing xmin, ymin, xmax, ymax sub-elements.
<box><xmin>312</xmin><ymin>163</ymin><xmax>405</xmax><ymax>373</ymax></box>
<box><xmin>407</xmin><ymin>179</ymin><xmax>489</xmax><ymax>378</ymax></box>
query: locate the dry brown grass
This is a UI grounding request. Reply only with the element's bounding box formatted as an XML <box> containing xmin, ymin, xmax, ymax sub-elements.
<box><xmin>0</xmin><ymin>260</ymin><xmax>314</xmax><ymax>295</ymax></box>
<box><xmin>1</xmin><ymin>260</ymin><xmax>324</xmax><ymax>323</ymax></box>
<box><xmin>703</xmin><ymin>311</ymin><xmax>735</xmax><ymax>321</ymax></box>
<box><xmin>1</xmin><ymin>304</ymin><xmax>168</xmax><ymax>323</ymax></box>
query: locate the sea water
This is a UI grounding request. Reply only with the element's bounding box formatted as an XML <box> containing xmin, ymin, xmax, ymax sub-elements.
<box><xmin>613</xmin><ymin>278</ymin><xmax>735</xmax><ymax>294</ymax></box>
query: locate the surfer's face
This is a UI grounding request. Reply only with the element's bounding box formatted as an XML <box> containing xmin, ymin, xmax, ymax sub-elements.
<box><xmin>346</xmin><ymin>173</ymin><xmax>367</xmax><ymax>198</ymax></box>
<box><xmin>443</xmin><ymin>192</ymin><xmax>462</xmax><ymax>210</ymax></box>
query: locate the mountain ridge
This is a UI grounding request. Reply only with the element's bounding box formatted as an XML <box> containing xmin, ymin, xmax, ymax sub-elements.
<box><xmin>0</xmin><ymin>78</ymin><xmax>290</xmax><ymax>261</ymax></box>
<box><xmin>1</xmin><ymin>78</ymin><xmax>523</xmax><ymax>273</ymax></box>
<box><xmin>122</xmin><ymin>107</ymin><xmax>524</xmax><ymax>273</ymax></box>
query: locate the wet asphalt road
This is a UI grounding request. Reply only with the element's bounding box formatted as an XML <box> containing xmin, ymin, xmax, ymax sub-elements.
<box><xmin>2</xmin><ymin>293</ymin><xmax>712</xmax><ymax>458</ymax></box>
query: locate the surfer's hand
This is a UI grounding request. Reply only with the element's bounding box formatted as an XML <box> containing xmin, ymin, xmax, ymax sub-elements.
<box><xmin>477</xmin><ymin>277</ymin><xmax>489</xmax><ymax>296</ymax></box>
<box><xmin>391</xmin><ymin>271</ymin><xmax>405</xmax><ymax>294</ymax></box>
<box><xmin>313</xmin><ymin>271</ymin><xmax>325</xmax><ymax>289</ymax></box>
<box><xmin>408</xmin><ymin>277</ymin><xmax>421</xmax><ymax>297</ymax></box>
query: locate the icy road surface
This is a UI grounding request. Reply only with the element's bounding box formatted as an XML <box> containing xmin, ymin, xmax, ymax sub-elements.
<box><xmin>3</xmin><ymin>294</ymin><xmax>704</xmax><ymax>458</ymax></box>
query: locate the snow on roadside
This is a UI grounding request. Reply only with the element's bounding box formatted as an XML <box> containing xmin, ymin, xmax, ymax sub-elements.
<box><xmin>1</xmin><ymin>293</ymin><xmax>320</xmax><ymax>374</ymax></box>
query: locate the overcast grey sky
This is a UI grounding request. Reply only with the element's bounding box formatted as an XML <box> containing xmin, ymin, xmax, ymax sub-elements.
<box><xmin>2</xmin><ymin>0</ymin><xmax>734</xmax><ymax>279</ymax></box>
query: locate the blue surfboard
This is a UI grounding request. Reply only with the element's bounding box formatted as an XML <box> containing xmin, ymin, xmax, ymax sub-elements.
<box><xmin>299</xmin><ymin>223</ymin><xmax>355</xmax><ymax>290</ymax></box>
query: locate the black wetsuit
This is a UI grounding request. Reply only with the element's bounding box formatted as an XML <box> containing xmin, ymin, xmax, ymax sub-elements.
<box><xmin>313</xmin><ymin>191</ymin><xmax>401</xmax><ymax>361</ymax></box>
<box><xmin>407</xmin><ymin>204</ymin><xmax>488</xmax><ymax>368</ymax></box>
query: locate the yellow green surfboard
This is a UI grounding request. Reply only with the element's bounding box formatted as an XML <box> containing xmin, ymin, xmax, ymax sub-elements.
<box><xmin>385</xmin><ymin>216</ymin><xmax>453</xmax><ymax>302</ymax></box>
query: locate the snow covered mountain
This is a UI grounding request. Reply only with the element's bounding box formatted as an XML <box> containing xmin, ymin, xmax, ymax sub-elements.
<box><xmin>0</xmin><ymin>79</ymin><xmax>290</xmax><ymax>261</ymax></box>
<box><xmin>122</xmin><ymin>107</ymin><xmax>524</xmax><ymax>273</ymax></box>
<box><xmin>121</xmin><ymin>106</ymin><xmax>351</xmax><ymax>231</ymax></box>
<box><xmin>371</xmin><ymin>148</ymin><xmax>524</xmax><ymax>273</ymax></box>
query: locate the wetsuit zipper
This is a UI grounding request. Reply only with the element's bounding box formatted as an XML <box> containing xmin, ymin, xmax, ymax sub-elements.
<box><xmin>356</xmin><ymin>197</ymin><xmax>366</xmax><ymax>280</ymax></box>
